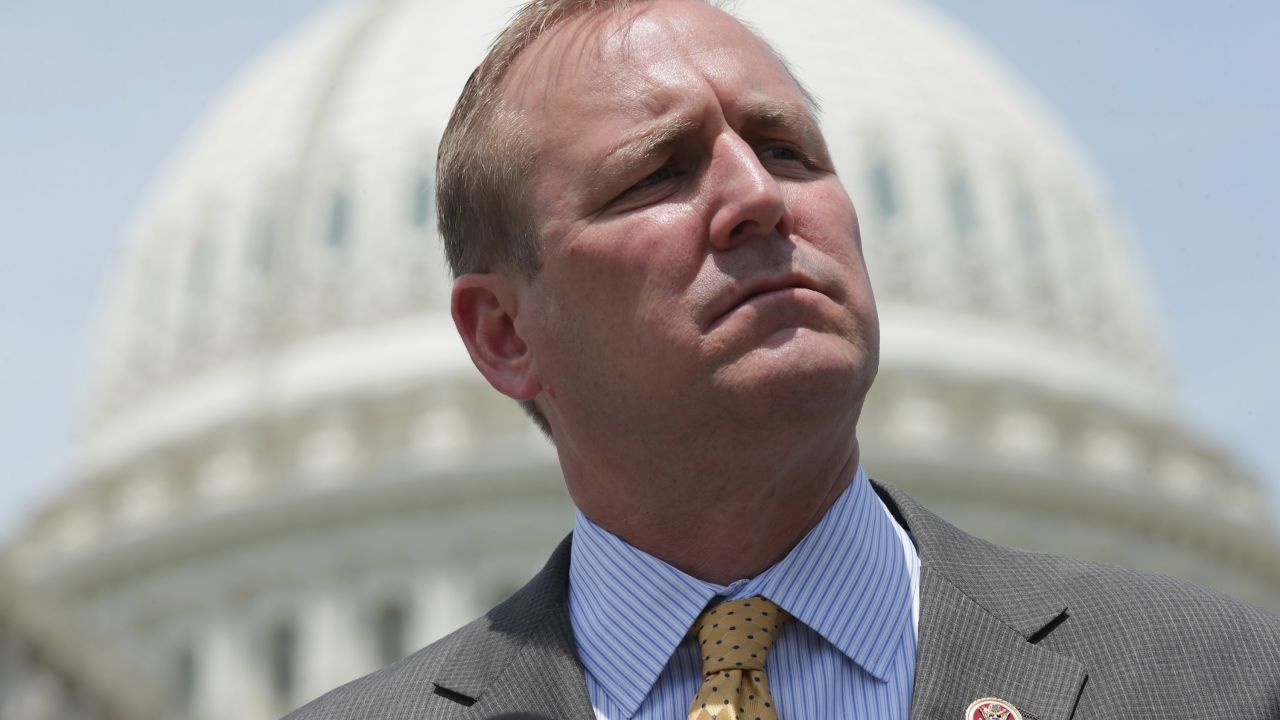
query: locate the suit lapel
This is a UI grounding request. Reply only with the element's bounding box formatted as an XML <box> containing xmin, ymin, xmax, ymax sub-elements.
<box><xmin>432</xmin><ymin>536</ymin><xmax>595</xmax><ymax>720</ymax></box>
<box><xmin>909</xmin><ymin>567</ymin><xmax>1085</xmax><ymax>720</ymax></box>
<box><xmin>873</xmin><ymin>483</ymin><xmax>1087</xmax><ymax>720</ymax></box>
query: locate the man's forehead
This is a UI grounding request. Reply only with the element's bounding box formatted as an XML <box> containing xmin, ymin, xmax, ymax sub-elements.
<box><xmin>501</xmin><ymin>0</ymin><xmax>788</xmax><ymax>114</ymax></box>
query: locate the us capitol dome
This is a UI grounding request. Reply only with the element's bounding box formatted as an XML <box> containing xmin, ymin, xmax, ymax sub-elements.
<box><xmin>7</xmin><ymin>0</ymin><xmax>1278</xmax><ymax>717</ymax></box>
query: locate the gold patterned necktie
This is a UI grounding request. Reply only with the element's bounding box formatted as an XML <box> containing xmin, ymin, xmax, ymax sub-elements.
<box><xmin>687</xmin><ymin>596</ymin><xmax>790</xmax><ymax>720</ymax></box>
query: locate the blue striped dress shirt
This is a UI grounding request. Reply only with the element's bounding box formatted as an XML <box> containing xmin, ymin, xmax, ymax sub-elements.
<box><xmin>568</xmin><ymin>467</ymin><xmax>920</xmax><ymax>720</ymax></box>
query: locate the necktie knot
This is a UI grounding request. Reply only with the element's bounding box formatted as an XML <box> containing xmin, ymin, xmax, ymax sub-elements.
<box><xmin>693</xmin><ymin>596</ymin><xmax>788</xmax><ymax>675</ymax></box>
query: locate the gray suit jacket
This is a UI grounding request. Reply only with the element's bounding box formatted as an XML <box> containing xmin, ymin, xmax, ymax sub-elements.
<box><xmin>286</xmin><ymin>482</ymin><xmax>1280</xmax><ymax>719</ymax></box>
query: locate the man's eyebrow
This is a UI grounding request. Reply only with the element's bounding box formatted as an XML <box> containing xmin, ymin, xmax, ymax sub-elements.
<box><xmin>595</xmin><ymin>115</ymin><xmax>702</xmax><ymax>180</ymax></box>
<box><xmin>588</xmin><ymin>101</ymin><xmax>827</xmax><ymax>190</ymax></box>
<box><xmin>737</xmin><ymin>100</ymin><xmax>828</xmax><ymax>152</ymax></box>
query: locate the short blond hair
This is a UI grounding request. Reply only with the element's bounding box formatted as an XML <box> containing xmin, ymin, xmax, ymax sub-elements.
<box><xmin>437</xmin><ymin>0</ymin><xmax>646</xmax><ymax>280</ymax></box>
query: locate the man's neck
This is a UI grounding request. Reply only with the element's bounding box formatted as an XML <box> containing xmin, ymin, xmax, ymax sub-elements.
<box><xmin>562</xmin><ymin>425</ymin><xmax>861</xmax><ymax>585</ymax></box>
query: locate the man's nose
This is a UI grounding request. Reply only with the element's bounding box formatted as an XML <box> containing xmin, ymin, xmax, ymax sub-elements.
<box><xmin>707</xmin><ymin>134</ymin><xmax>794</xmax><ymax>252</ymax></box>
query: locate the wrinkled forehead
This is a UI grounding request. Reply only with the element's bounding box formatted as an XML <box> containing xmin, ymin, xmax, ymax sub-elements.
<box><xmin>501</xmin><ymin>0</ymin><xmax>796</xmax><ymax>118</ymax></box>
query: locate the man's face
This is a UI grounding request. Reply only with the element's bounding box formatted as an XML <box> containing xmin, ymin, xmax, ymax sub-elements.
<box><xmin>506</xmin><ymin>0</ymin><xmax>878</xmax><ymax>442</ymax></box>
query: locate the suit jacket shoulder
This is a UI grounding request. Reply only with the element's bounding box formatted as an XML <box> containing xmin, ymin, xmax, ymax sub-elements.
<box><xmin>283</xmin><ymin>536</ymin><xmax>593</xmax><ymax>720</ymax></box>
<box><xmin>875</xmin><ymin>481</ymin><xmax>1280</xmax><ymax>719</ymax></box>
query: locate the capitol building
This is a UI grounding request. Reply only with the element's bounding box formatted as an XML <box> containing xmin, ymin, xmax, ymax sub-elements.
<box><xmin>3</xmin><ymin>0</ymin><xmax>1278</xmax><ymax>718</ymax></box>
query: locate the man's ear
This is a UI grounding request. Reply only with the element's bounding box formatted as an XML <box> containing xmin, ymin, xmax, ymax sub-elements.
<box><xmin>451</xmin><ymin>273</ymin><xmax>542</xmax><ymax>402</ymax></box>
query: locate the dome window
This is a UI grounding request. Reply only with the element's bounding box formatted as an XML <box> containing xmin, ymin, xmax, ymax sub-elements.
<box><xmin>1013</xmin><ymin>190</ymin><xmax>1045</xmax><ymax>257</ymax></box>
<box><xmin>946</xmin><ymin>169</ymin><xmax>980</xmax><ymax>247</ymax></box>
<box><xmin>252</xmin><ymin>215</ymin><xmax>276</xmax><ymax>275</ymax></box>
<box><xmin>327</xmin><ymin>190</ymin><xmax>353</xmax><ymax>250</ymax></box>
<box><xmin>1064</xmin><ymin>202</ymin><xmax>1098</xmax><ymax>276</ymax></box>
<box><xmin>1013</xmin><ymin>189</ymin><xmax>1049</xmax><ymax>295</ymax></box>
<box><xmin>412</xmin><ymin>173</ymin><xmax>434</xmax><ymax>230</ymax></box>
<box><xmin>869</xmin><ymin>158</ymin><xmax>899</xmax><ymax>222</ymax></box>
<box><xmin>174</xmin><ymin>645</ymin><xmax>197</xmax><ymax>712</ymax></box>
<box><xmin>186</xmin><ymin>236</ymin><xmax>214</xmax><ymax>300</ymax></box>
<box><xmin>184</xmin><ymin>236</ymin><xmax>215</xmax><ymax>336</ymax></box>
<box><xmin>374</xmin><ymin>600</ymin><xmax>409</xmax><ymax>665</ymax></box>
<box><xmin>267</xmin><ymin>619</ymin><xmax>298</xmax><ymax>706</ymax></box>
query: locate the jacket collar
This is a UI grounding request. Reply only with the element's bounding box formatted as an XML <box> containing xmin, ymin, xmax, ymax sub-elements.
<box><xmin>432</xmin><ymin>535</ymin><xmax>596</xmax><ymax>719</ymax></box>
<box><xmin>873</xmin><ymin>482</ymin><xmax>1088</xmax><ymax>720</ymax></box>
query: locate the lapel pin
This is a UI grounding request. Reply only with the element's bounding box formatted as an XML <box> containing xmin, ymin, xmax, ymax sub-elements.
<box><xmin>965</xmin><ymin>697</ymin><xmax>1023</xmax><ymax>720</ymax></box>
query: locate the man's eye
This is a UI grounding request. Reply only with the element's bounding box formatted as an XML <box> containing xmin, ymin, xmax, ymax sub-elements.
<box><xmin>631</xmin><ymin>164</ymin><xmax>678</xmax><ymax>191</ymax></box>
<box><xmin>603</xmin><ymin>162</ymin><xmax>687</xmax><ymax>212</ymax></box>
<box><xmin>759</xmin><ymin>145</ymin><xmax>805</xmax><ymax>164</ymax></box>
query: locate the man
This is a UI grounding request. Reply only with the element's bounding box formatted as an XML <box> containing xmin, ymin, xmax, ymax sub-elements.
<box><xmin>287</xmin><ymin>1</ymin><xmax>1280</xmax><ymax>718</ymax></box>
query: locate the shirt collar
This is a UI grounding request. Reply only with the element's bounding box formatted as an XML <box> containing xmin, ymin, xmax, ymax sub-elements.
<box><xmin>567</xmin><ymin>467</ymin><xmax>912</xmax><ymax>718</ymax></box>
<box><xmin>743</xmin><ymin>468</ymin><xmax>913</xmax><ymax>682</ymax></box>
<box><xmin>569</xmin><ymin>508</ymin><xmax>721</xmax><ymax>717</ymax></box>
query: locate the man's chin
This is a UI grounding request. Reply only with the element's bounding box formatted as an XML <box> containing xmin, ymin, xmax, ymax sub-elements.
<box><xmin>710</xmin><ymin>332</ymin><xmax>871</xmax><ymax>414</ymax></box>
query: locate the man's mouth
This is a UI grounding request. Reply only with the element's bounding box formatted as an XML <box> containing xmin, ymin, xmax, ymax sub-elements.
<box><xmin>707</xmin><ymin>273</ymin><xmax>824</xmax><ymax>331</ymax></box>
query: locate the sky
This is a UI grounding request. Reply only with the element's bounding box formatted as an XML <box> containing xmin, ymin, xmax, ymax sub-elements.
<box><xmin>0</xmin><ymin>0</ymin><xmax>1276</xmax><ymax>539</ymax></box>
